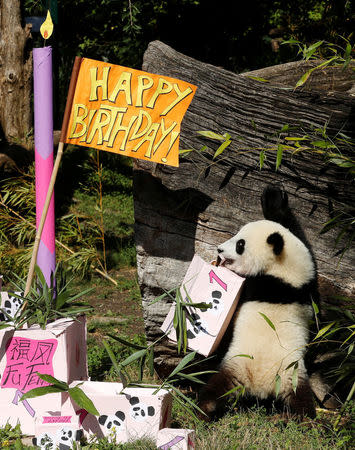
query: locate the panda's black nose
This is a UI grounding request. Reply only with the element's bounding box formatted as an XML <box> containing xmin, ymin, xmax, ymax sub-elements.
<box><xmin>217</xmin><ymin>248</ymin><xmax>223</xmax><ymax>253</ymax></box>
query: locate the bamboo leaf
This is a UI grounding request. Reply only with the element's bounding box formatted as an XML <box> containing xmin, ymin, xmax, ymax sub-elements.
<box><xmin>68</xmin><ymin>386</ymin><xmax>99</xmax><ymax>416</ymax></box>
<box><xmin>276</xmin><ymin>145</ymin><xmax>284</xmax><ymax>171</ymax></box>
<box><xmin>285</xmin><ymin>360</ymin><xmax>299</xmax><ymax>371</ymax></box>
<box><xmin>106</xmin><ymin>333</ymin><xmax>147</xmax><ymax>350</ymax></box>
<box><xmin>245</xmin><ymin>76</ymin><xmax>269</xmax><ymax>82</ymax></box>
<box><xmin>179</xmin><ymin>149</ymin><xmax>194</xmax><ymax>155</ymax></box>
<box><xmin>213</xmin><ymin>139</ymin><xmax>231</xmax><ymax>159</ymax></box>
<box><xmin>259</xmin><ymin>312</ymin><xmax>276</xmax><ymax>331</ymax></box>
<box><xmin>102</xmin><ymin>339</ymin><xmax>121</xmax><ymax>375</ymax></box>
<box><xmin>120</xmin><ymin>349</ymin><xmax>147</xmax><ymax>367</ymax></box>
<box><xmin>219</xmin><ymin>385</ymin><xmax>244</xmax><ymax>398</ymax></box>
<box><xmin>259</xmin><ymin>150</ymin><xmax>265</xmax><ymax>169</ymax></box>
<box><xmin>232</xmin><ymin>354</ymin><xmax>254</xmax><ymax>359</ymax></box>
<box><xmin>36</xmin><ymin>374</ymin><xmax>69</xmax><ymax>391</ymax></box>
<box><xmin>197</xmin><ymin>130</ymin><xmax>225</xmax><ymax>141</ymax></box>
<box><xmin>295</xmin><ymin>69</ymin><xmax>313</xmax><ymax>88</ymax></box>
<box><xmin>148</xmin><ymin>347</ymin><xmax>155</xmax><ymax>377</ymax></box>
<box><xmin>169</xmin><ymin>352</ymin><xmax>197</xmax><ymax>378</ymax></box>
<box><xmin>119</xmin><ymin>369</ymin><xmax>129</xmax><ymax>388</ymax></box>
<box><xmin>312</xmin><ymin>300</ymin><xmax>319</xmax><ymax>315</ymax></box>
<box><xmin>20</xmin><ymin>385</ymin><xmax>65</xmax><ymax>401</ymax></box>
<box><xmin>313</xmin><ymin>322</ymin><xmax>336</xmax><ymax>340</ymax></box>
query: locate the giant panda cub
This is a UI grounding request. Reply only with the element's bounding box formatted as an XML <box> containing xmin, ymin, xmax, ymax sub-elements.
<box><xmin>198</xmin><ymin>185</ymin><xmax>318</xmax><ymax>419</ymax></box>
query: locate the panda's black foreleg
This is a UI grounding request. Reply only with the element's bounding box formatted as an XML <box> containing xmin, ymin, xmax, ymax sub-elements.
<box><xmin>197</xmin><ymin>367</ymin><xmax>241</xmax><ymax>421</ymax></box>
<box><xmin>283</xmin><ymin>377</ymin><xmax>316</xmax><ymax>419</ymax></box>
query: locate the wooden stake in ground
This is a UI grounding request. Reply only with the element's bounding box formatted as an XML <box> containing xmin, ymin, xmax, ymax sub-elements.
<box><xmin>24</xmin><ymin>56</ymin><xmax>83</xmax><ymax>298</ymax></box>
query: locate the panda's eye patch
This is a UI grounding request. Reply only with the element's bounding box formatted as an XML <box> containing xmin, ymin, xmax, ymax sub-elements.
<box><xmin>236</xmin><ymin>239</ymin><xmax>245</xmax><ymax>255</ymax></box>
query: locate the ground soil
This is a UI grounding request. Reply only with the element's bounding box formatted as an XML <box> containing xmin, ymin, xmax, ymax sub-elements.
<box><xmin>80</xmin><ymin>266</ymin><xmax>146</xmax><ymax>337</ymax></box>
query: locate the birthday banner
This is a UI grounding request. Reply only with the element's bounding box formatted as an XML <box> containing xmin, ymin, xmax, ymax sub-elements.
<box><xmin>65</xmin><ymin>58</ymin><xmax>197</xmax><ymax>167</ymax></box>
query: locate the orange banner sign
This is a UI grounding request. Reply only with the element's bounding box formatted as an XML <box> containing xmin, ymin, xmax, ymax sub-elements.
<box><xmin>65</xmin><ymin>58</ymin><xmax>197</xmax><ymax>167</ymax></box>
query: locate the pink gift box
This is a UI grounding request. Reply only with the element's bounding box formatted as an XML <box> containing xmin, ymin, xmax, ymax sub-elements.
<box><xmin>65</xmin><ymin>381</ymin><xmax>172</xmax><ymax>444</ymax></box>
<box><xmin>33</xmin><ymin>415</ymin><xmax>83</xmax><ymax>449</ymax></box>
<box><xmin>0</xmin><ymin>316</ymin><xmax>88</xmax><ymax>435</ymax></box>
<box><xmin>161</xmin><ymin>254</ymin><xmax>245</xmax><ymax>356</ymax></box>
<box><xmin>157</xmin><ymin>428</ymin><xmax>196</xmax><ymax>450</ymax></box>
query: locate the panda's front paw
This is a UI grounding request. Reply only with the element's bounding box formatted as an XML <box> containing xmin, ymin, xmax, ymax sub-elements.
<box><xmin>196</xmin><ymin>400</ymin><xmax>215</xmax><ymax>422</ymax></box>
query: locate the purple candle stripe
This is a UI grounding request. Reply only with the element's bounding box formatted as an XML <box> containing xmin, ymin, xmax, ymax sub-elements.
<box><xmin>33</xmin><ymin>47</ymin><xmax>56</xmax><ymax>287</ymax></box>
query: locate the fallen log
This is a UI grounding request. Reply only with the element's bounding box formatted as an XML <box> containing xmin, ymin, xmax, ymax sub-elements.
<box><xmin>133</xmin><ymin>41</ymin><xmax>354</xmax><ymax>371</ymax></box>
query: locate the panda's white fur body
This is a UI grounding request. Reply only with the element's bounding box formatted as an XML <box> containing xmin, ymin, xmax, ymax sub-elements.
<box><xmin>222</xmin><ymin>300</ymin><xmax>312</xmax><ymax>399</ymax></box>
<box><xmin>198</xmin><ymin>187</ymin><xmax>318</xmax><ymax>419</ymax></box>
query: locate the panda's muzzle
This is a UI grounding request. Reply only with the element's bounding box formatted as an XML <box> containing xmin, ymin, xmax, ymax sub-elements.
<box><xmin>216</xmin><ymin>254</ymin><xmax>234</xmax><ymax>267</ymax></box>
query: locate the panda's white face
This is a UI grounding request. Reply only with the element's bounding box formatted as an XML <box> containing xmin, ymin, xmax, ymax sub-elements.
<box><xmin>217</xmin><ymin>220</ymin><xmax>314</xmax><ymax>288</ymax></box>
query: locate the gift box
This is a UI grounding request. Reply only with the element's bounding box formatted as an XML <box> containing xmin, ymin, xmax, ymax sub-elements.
<box><xmin>65</xmin><ymin>381</ymin><xmax>172</xmax><ymax>443</ymax></box>
<box><xmin>157</xmin><ymin>428</ymin><xmax>195</xmax><ymax>450</ymax></box>
<box><xmin>0</xmin><ymin>316</ymin><xmax>88</xmax><ymax>435</ymax></box>
<box><xmin>161</xmin><ymin>254</ymin><xmax>245</xmax><ymax>356</ymax></box>
<box><xmin>33</xmin><ymin>414</ymin><xmax>83</xmax><ymax>450</ymax></box>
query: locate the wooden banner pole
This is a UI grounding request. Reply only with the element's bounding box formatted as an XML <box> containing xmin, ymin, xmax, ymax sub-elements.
<box><xmin>24</xmin><ymin>56</ymin><xmax>83</xmax><ymax>298</ymax></box>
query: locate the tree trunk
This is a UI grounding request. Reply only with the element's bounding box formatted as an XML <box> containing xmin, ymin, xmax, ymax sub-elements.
<box><xmin>133</xmin><ymin>41</ymin><xmax>355</xmax><ymax>372</ymax></box>
<box><xmin>0</xmin><ymin>0</ymin><xmax>32</xmax><ymax>150</ymax></box>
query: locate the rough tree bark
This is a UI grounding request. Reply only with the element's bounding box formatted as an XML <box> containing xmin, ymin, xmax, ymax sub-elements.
<box><xmin>0</xmin><ymin>0</ymin><xmax>32</xmax><ymax>154</ymax></box>
<box><xmin>133</xmin><ymin>41</ymin><xmax>354</xmax><ymax>372</ymax></box>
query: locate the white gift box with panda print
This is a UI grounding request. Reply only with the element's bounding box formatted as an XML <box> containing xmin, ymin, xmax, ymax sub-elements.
<box><xmin>33</xmin><ymin>415</ymin><xmax>83</xmax><ymax>450</ymax></box>
<box><xmin>0</xmin><ymin>316</ymin><xmax>88</xmax><ymax>435</ymax></box>
<box><xmin>157</xmin><ymin>428</ymin><xmax>196</xmax><ymax>450</ymax></box>
<box><xmin>161</xmin><ymin>254</ymin><xmax>245</xmax><ymax>356</ymax></box>
<box><xmin>64</xmin><ymin>381</ymin><xmax>172</xmax><ymax>443</ymax></box>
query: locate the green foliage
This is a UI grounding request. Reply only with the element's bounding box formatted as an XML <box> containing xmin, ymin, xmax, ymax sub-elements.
<box><xmin>282</xmin><ymin>36</ymin><xmax>354</xmax><ymax>88</ymax></box>
<box><xmin>0</xmin><ymin>146</ymin><xmax>135</xmax><ymax>279</ymax></box>
<box><xmin>20</xmin><ymin>373</ymin><xmax>99</xmax><ymax>416</ymax></box>
<box><xmin>3</xmin><ymin>264</ymin><xmax>93</xmax><ymax>329</ymax></box>
<box><xmin>102</xmin><ymin>317</ymin><xmax>217</xmax><ymax>420</ymax></box>
<box><xmin>183</xmin><ymin>123</ymin><xmax>354</xmax><ymax>260</ymax></box>
<box><xmin>0</xmin><ymin>423</ymin><xmax>22</xmax><ymax>448</ymax></box>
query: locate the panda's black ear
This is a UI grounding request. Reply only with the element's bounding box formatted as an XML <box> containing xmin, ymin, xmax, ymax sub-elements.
<box><xmin>261</xmin><ymin>185</ymin><xmax>288</xmax><ymax>221</ymax></box>
<box><xmin>98</xmin><ymin>415</ymin><xmax>108</xmax><ymax>425</ymax></box>
<box><xmin>267</xmin><ymin>232</ymin><xmax>284</xmax><ymax>255</ymax></box>
<box><xmin>130</xmin><ymin>396</ymin><xmax>139</xmax><ymax>406</ymax></box>
<box><xmin>115</xmin><ymin>410</ymin><xmax>125</xmax><ymax>421</ymax></box>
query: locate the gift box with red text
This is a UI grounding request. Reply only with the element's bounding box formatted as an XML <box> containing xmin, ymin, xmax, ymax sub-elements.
<box><xmin>0</xmin><ymin>316</ymin><xmax>88</xmax><ymax>435</ymax></box>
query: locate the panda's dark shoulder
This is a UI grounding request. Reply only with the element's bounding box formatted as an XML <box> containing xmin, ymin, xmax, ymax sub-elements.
<box><xmin>242</xmin><ymin>274</ymin><xmax>314</xmax><ymax>305</ymax></box>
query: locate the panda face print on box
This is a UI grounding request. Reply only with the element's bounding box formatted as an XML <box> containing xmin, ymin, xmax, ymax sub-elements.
<box><xmin>129</xmin><ymin>396</ymin><xmax>155</xmax><ymax>422</ymax></box>
<box><xmin>206</xmin><ymin>290</ymin><xmax>224</xmax><ymax>315</ymax></box>
<box><xmin>34</xmin><ymin>432</ymin><xmax>55</xmax><ymax>450</ymax></box>
<box><xmin>1</xmin><ymin>292</ymin><xmax>23</xmax><ymax>321</ymax></box>
<box><xmin>186</xmin><ymin>313</ymin><xmax>209</xmax><ymax>339</ymax></box>
<box><xmin>33</xmin><ymin>427</ymin><xmax>82</xmax><ymax>450</ymax></box>
<box><xmin>98</xmin><ymin>410</ymin><xmax>126</xmax><ymax>434</ymax></box>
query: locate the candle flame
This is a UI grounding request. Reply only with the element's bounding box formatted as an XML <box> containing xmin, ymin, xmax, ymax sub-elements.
<box><xmin>40</xmin><ymin>10</ymin><xmax>54</xmax><ymax>40</ymax></box>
